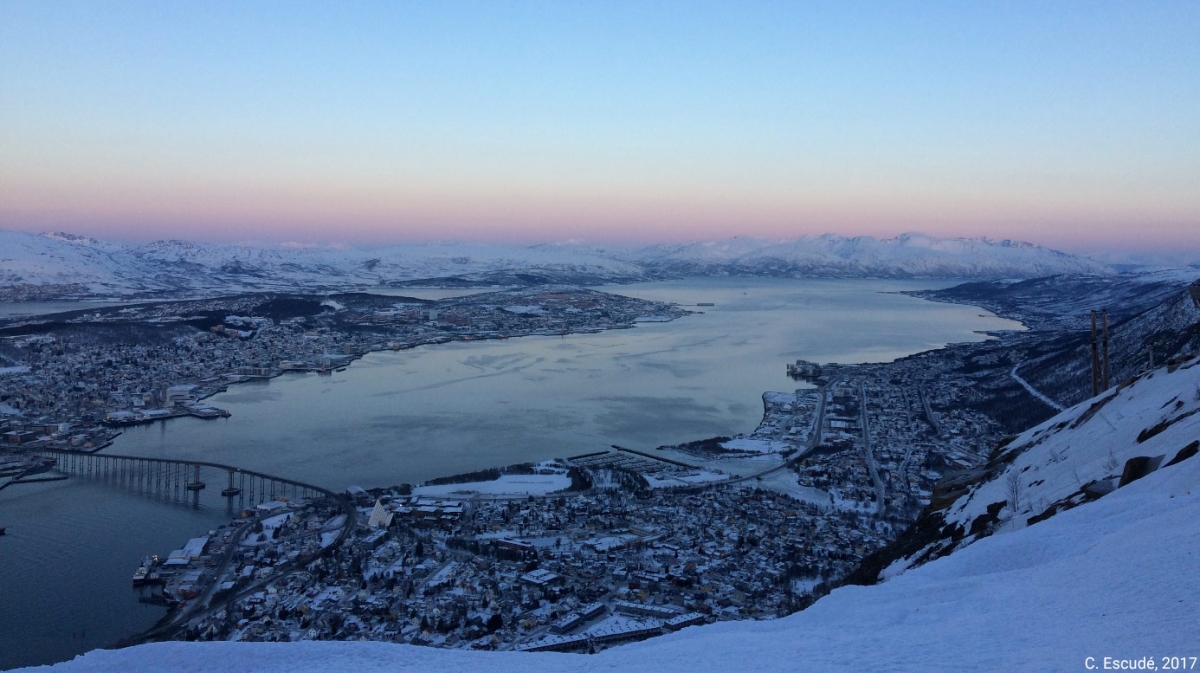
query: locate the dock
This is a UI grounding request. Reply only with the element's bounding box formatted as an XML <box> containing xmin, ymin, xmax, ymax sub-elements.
<box><xmin>103</xmin><ymin>405</ymin><xmax>230</xmax><ymax>427</ymax></box>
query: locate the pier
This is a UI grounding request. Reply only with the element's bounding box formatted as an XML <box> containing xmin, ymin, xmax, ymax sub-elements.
<box><xmin>28</xmin><ymin>448</ymin><xmax>337</xmax><ymax>508</ymax></box>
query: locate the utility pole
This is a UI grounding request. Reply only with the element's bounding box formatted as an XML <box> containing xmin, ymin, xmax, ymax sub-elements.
<box><xmin>1102</xmin><ymin>308</ymin><xmax>1110</xmax><ymax>390</ymax></box>
<box><xmin>1090</xmin><ymin>310</ymin><xmax>1100</xmax><ymax>396</ymax></box>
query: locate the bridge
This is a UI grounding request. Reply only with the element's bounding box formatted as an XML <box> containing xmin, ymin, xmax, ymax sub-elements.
<box><xmin>28</xmin><ymin>448</ymin><xmax>338</xmax><ymax>507</ymax></box>
<box><xmin>21</xmin><ymin>447</ymin><xmax>360</xmax><ymax>646</ymax></box>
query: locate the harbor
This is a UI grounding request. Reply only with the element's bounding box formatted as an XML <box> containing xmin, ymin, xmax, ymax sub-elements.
<box><xmin>104</xmin><ymin>405</ymin><xmax>231</xmax><ymax>427</ymax></box>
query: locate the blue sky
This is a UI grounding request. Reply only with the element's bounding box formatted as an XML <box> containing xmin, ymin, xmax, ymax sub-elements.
<box><xmin>1</xmin><ymin>1</ymin><xmax>1197</xmax><ymax>252</ymax></box>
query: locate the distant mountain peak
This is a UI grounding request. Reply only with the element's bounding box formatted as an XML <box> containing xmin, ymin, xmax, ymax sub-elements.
<box><xmin>39</xmin><ymin>231</ymin><xmax>101</xmax><ymax>246</ymax></box>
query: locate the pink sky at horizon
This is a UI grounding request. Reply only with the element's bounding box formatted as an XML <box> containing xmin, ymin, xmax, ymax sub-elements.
<box><xmin>1</xmin><ymin>182</ymin><xmax>1194</xmax><ymax>256</ymax></box>
<box><xmin>2</xmin><ymin>3</ymin><xmax>1197</xmax><ymax>258</ymax></box>
<box><xmin>0</xmin><ymin>215</ymin><xmax>1195</xmax><ymax>255</ymax></box>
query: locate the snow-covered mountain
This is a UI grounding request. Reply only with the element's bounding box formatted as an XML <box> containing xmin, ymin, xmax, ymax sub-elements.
<box><xmin>0</xmin><ymin>231</ymin><xmax>649</xmax><ymax>299</ymax></box>
<box><xmin>629</xmin><ymin>233</ymin><xmax>1115</xmax><ymax>278</ymax></box>
<box><xmin>27</xmin><ymin>357</ymin><xmax>1200</xmax><ymax>671</ymax></box>
<box><xmin>1</xmin><ymin>230</ymin><xmax>1115</xmax><ymax>300</ymax></box>
<box><xmin>851</xmin><ymin>351</ymin><xmax>1200</xmax><ymax>584</ymax></box>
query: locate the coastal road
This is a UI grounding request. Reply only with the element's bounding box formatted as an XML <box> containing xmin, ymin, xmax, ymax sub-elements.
<box><xmin>136</xmin><ymin>520</ymin><xmax>252</xmax><ymax>641</ymax></box>
<box><xmin>192</xmin><ymin>520</ymin><xmax>252</xmax><ymax>616</ymax></box>
<box><xmin>721</xmin><ymin>382</ymin><xmax>828</xmax><ymax>487</ymax></box>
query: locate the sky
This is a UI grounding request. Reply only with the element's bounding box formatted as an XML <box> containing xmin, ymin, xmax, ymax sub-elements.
<box><xmin>1</xmin><ymin>1</ymin><xmax>1198</xmax><ymax>254</ymax></box>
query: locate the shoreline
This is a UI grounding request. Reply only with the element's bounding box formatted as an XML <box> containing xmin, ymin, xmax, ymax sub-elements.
<box><xmin>110</xmin><ymin>283</ymin><xmax>1021</xmax><ymax>496</ymax></box>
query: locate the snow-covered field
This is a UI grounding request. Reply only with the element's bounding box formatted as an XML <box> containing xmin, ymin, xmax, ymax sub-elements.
<box><xmin>642</xmin><ymin>470</ymin><xmax>730</xmax><ymax>489</ymax></box>
<box><xmin>30</xmin><ymin>441</ymin><xmax>1199</xmax><ymax>672</ymax></box>
<box><xmin>744</xmin><ymin>470</ymin><xmax>834</xmax><ymax>507</ymax></box>
<box><xmin>719</xmin><ymin>437</ymin><xmax>790</xmax><ymax>454</ymax></box>
<box><xmin>411</xmin><ymin>473</ymin><xmax>572</xmax><ymax>497</ymax></box>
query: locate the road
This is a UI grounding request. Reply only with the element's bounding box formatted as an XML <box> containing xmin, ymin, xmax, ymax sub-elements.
<box><xmin>859</xmin><ymin>381</ymin><xmax>887</xmax><ymax>515</ymax></box>
<box><xmin>1010</xmin><ymin>362</ymin><xmax>1065</xmax><ymax>411</ymax></box>
<box><xmin>195</xmin><ymin>522</ymin><xmax>251</xmax><ymax>613</ymax></box>
<box><xmin>918</xmin><ymin>385</ymin><xmax>942</xmax><ymax>437</ymax></box>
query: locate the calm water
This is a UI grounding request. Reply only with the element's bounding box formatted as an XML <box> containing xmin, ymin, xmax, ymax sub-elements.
<box><xmin>0</xmin><ymin>278</ymin><xmax>1021</xmax><ymax>669</ymax></box>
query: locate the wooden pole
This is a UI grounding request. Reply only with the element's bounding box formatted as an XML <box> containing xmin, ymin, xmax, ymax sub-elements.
<box><xmin>1090</xmin><ymin>310</ymin><xmax>1100</xmax><ymax>396</ymax></box>
<box><xmin>1102</xmin><ymin>308</ymin><xmax>1110</xmax><ymax>390</ymax></box>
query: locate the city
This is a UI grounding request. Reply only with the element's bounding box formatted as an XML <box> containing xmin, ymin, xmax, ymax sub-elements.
<box><xmin>0</xmin><ymin>287</ymin><xmax>688</xmax><ymax>457</ymax></box>
<box><xmin>99</xmin><ymin>311</ymin><xmax>1039</xmax><ymax>654</ymax></box>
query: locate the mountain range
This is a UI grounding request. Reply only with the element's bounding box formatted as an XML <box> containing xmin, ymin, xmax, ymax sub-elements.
<box><xmin>0</xmin><ymin>230</ymin><xmax>1117</xmax><ymax>300</ymax></box>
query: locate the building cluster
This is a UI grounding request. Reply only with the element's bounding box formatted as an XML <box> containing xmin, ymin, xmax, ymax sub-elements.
<box><xmin>137</xmin><ymin>343</ymin><xmax>1012</xmax><ymax>652</ymax></box>
<box><xmin>137</xmin><ymin>498</ymin><xmax>350</xmax><ymax>614</ymax></box>
<box><xmin>792</xmin><ymin>359</ymin><xmax>1006</xmax><ymax>520</ymax></box>
<box><xmin>173</xmin><ymin>483</ymin><xmax>887</xmax><ymax>653</ymax></box>
<box><xmin>0</xmin><ymin>287</ymin><xmax>686</xmax><ymax>454</ymax></box>
<box><xmin>747</xmin><ymin>390</ymin><xmax>820</xmax><ymax>448</ymax></box>
<box><xmin>657</xmin><ymin>357</ymin><xmax>1006</xmax><ymax>524</ymax></box>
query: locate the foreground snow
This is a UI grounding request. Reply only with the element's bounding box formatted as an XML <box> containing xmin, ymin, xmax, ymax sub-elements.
<box><xmin>29</xmin><ymin>442</ymin><xmax>1198</xmax><ymax>672</ymax></box>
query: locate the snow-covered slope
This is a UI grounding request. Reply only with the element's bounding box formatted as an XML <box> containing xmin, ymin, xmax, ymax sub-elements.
<box><xmin>1</xmin><ymin>230</ymin><xmax>1115</xmax><ymax>299</ymax></box>
<box><xmin>909</xmin><ymin>273</ymin><xmax>1192</xmax><ymax>331</ymax></box>
<box><xmin>0</xmin><ymin>230</ymin><xmax>146</xmax><ymax>297</ymax></box>
<box><xmin>0</xmin><ymin>231</ymin><xmax>649</xmax><ymax>298</ymax></box>
<box><xmin>28</xmin><ymin>425</ymin><xmax>1199</xmax><ymax>672</ymax></box>
<box><xmin>27</xmin><ymin>359</ymin><xmax>1200</xmax><ymax>672</ymax></box>
<box><xmin>866</xmin><ymin>353</ymin><xmax>1200</xmax><ymax>577</ymax></box>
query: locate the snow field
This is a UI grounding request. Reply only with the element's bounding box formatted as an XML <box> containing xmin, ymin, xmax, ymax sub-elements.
<box><xmin>411</xmin><ymin>473</ymin><xmax>572</xmax><ymax>497</ymax></box>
